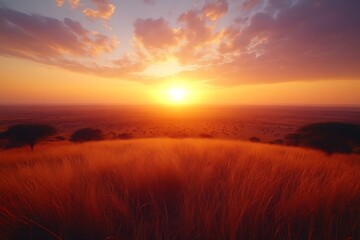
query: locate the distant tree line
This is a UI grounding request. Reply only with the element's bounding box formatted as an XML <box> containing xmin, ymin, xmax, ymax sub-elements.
<box><xmin>0</xmin><ymin>122</ymin><xmax>359</xmax><ymax>154</ymax></box>
<box><xmin>0</xmin><ymin>124</ymin><xmax>106</xmax><ymax>150</ymax></box>
<box><xmin>250</xmin><ymin>122</ymin><xmax>360</xmax><ymax>154</ymax></box>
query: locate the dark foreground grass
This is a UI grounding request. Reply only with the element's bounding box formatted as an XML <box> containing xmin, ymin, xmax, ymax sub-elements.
<box><xmin>0</xmin><ymin>139</ymin><xmax>359</xmax><ymax>240</ymax></box>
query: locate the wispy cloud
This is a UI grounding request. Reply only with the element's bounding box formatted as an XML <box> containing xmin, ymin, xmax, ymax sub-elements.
<box><xmin>55</xmin><ymin>0</ymin><xmax>80</xmax><ymax>8</ymax></box>
<box><xmin>134</xmin><ymin>18</ymin><xmax>179</xmax><ymax>50</ymax></box>
<box><xmin>83</xmin><ymin>0</ymin><xmax>115</xmax><ymax>21</ymax></box>
<box><xmin>55</xmin><ymin>0</ymin><xmax>65</xmax><ymax>7</ymax></box>
<box><xmin>69</xmin><ymin>0</ymin><xmax>80</xmax><ymax>9</ymax></box>
<box><xmin>55</xmin><ymin>0</ymin><xmax>114</xmax><ymax>20</ymax></box>
<box><xmin>240</xmin><ymin>0</ymin><xmax>261</xmax><ymax>10</ymax></box>
<box><xmin>202</xmin><ymin>0</ymin><xmax>228</xmax><ymax>21</ymax></box>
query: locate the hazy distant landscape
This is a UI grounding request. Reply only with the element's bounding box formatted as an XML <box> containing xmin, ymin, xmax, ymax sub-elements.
<box><xmin>1</xmin><ymin>105</ymin><xmax>359</xmax><ymax>144</ymax></box>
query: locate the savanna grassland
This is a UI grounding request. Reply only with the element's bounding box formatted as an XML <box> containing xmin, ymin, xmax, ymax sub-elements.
<box><xmin>1</xmin><ymin>139</ymin><xmax>359</xmax><ymax>240</ymax></box>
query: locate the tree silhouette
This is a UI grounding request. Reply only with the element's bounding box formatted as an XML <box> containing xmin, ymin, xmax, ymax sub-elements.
<box><xmin>0</xmin><ymin>124</ymin><xmax>56</xmax><ymax>150</ymax></box>
<box><xmin>285</xmin><ymin>122</ymin><xmax>360</xmax><ymax>154</ymax></box>
<box><xmin>70</xmin><ymin>128</ymin><xmax>104</xmax><ymax>142</ymax></box>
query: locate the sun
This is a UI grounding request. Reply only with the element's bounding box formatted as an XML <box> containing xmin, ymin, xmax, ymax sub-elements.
<box><xmin>154</xmin><ymin>81</ymin><xmax>200</xmax><ymax>105</ymax></box>
<box><xmin>168</xmin><ymin>88</ymin><xmax>187</xmax><ymax>103</ymax></box>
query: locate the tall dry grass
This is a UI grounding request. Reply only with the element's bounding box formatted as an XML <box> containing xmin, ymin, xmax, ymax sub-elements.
<box><xmin>0</xmin><ymin>139</ymin><xmax>359</xmax><ymax>240</ymax></box>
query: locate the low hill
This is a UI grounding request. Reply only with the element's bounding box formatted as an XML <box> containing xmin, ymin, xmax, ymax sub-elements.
<box><xmin>0</xmin><ymin>139</ymin><xmax>359</xmax><ymax>240</ymax></box>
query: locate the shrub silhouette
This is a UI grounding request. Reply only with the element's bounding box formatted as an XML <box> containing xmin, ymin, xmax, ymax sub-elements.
<box><xmin>286</xmin><ymin>122</ymin><xmax>360</xmax><ymax>154</ymax></box>
<box><xmin>117</xmin><ymin>132</ymin><xmax>133</xmax><ymax>140</ymax></box>
<box><xmin>249</xmin><ymin>136</ymin><xmax>261</xmax><ymax>142</ymax></box>
<box><xmin>272</xmin><ymin>139</ymin><xmax>284</xmax><ymax>145</ymax></box>
<box><xmin>199</xmin><ymin>133</ymin><xmax>213</xmax><ymax>139</ymax></box>
<box><xmin>70</xmin><ymin>128</ymin><xmax>104</xmax><ymax>142</ymax></box>
<box><xmin>0</xmin><ymin>124</ymin><xmax>56</xmax><ymax>150</ymax></box>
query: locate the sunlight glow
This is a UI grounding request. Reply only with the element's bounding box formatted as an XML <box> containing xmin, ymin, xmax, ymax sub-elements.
<box><xmin>140</xmin><ymin>60</ymin><xmax>196</xmax><ymax>78</ymax></box>
<box><xmin>168</xmin><ymin>88</ymin><xmax>187</xmax><ymax>103</ymax></box>
<box><xmin>151</xmin><ymin>80</ymin><xmax>205</xmax><ymax>105</ymax></box>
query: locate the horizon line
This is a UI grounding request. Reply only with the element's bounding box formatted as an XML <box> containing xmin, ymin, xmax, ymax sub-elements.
<box><xmin>0</xmin><ymin>103</ymin><xmax>360</xmax><ymax>108</ymax></box>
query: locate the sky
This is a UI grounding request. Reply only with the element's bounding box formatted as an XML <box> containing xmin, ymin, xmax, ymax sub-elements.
<box><xmin>0</xmin><ymin>0</ymin><xmax>360</xmax><ymax>105</ymax></box>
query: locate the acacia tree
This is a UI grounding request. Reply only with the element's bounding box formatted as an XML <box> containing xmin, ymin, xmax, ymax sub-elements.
<box><xmin>1</xmin><ymin>124</ymin><xmax>56</xmax><ymax>150</ymax></box>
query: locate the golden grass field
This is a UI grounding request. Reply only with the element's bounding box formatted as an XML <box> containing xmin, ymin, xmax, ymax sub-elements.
<box><xmin>0</xmin><ymin>139</ymin><xmax>359</xmax><ymax>240</ymax></box>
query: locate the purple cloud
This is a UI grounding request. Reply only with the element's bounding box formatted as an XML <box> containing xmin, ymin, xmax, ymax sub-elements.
<box><xmin>0</xmin><ymin>7</ymin><xmax>117</xmax><ymax>67</ymax></box>
<box><xmin>143</xmin><ymin>0</ymin><xmax>156</xmax><ymax>5</ymax></box>
<box><xmin>134</xmin><ymin>18</ymin><xmax>178</xmax><ymax>49</ymax></box>
<box><xmin>228</xmin><ymin>0</ymin><xmax>360</xmax><ymax>83</ymax></box>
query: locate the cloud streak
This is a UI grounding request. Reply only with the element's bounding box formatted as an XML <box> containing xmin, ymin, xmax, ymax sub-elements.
<box><xmin>55</xmin><ymin>0</ymin><xmax>80</xmax><ymax>9</ymax></box>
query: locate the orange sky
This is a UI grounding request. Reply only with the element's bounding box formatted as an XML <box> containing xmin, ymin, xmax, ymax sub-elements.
<box><xmin>1</xmin><ymin>56</ymin><xmax>359</xmax><ymax>106</ymax></box>
<box><xmin>0</xmin><ymin>0</ymin><xmax>359</xmax><ymax>105</ymax></box>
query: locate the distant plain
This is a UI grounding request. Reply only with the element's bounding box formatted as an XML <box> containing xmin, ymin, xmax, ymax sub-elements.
<box><xmin>1</xmin><ymin>105</ymin><xmax>359</xmax><ymax>144</ymax></box>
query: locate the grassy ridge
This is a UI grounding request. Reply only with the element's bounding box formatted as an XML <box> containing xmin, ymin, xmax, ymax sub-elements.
<box><xmin>0</xmin><ymin>139</ymin><xmax>359</xmax><ymax>240</ymax></box>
